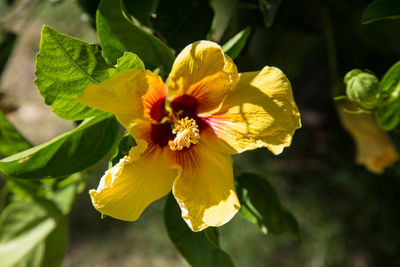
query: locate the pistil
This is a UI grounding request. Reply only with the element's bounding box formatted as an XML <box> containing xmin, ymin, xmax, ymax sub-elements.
<box><xmin>169</xmin><ymin>117</ymin><xmax>200</xmax><ymax>151</ymax></box>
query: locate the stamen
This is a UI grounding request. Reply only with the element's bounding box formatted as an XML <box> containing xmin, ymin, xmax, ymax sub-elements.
<box><xmin>169</xmin><ymin>117</ymin><xmax>200</xmax><ymax>151</ymax></box>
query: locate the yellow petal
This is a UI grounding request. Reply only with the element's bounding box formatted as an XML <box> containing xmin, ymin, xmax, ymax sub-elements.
<box><xmin>206</xmin><ymin>66</ymin><xmax>301</xmax><ymax>155</ymax></box>
<box><xmin>338</xmin><ymin>105</ymin><xmax>399</xmax><ymax>174</ymax></box>
<box><xmin>78</xmin><ymin>68</ymin><xmax>167</xmax><ymax>128</ymax></box>
<box><xmin>166</xmin><ymin>41</ymin><xmax>238</xmax><ymax>113</ymax></box>
<box><xmin>89</xmin><ymin>139</ymin><xmax>178</xmax><ymax>221</ymax></box>
<box><xmin>172</xmin><ymin>142</ymin><xmax>240</xmax><ymax>231</ymax></box>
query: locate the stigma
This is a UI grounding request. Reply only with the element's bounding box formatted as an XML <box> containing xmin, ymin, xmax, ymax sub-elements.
<box><xmin>169</xmin><ymin>117</ymin><xmax>200</xmax><ymax>151</ymax></box>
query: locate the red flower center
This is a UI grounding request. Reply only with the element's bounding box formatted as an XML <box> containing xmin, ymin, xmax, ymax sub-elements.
<box><xmin>150</xmin><ymin>94</ymin><xmax>208</xmax><ymax>147</ymax></box>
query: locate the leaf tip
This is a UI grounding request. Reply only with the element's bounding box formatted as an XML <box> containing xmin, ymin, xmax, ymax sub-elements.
<box><xmin>41</xmin><ymin>24</ymin><xmax>52</xmax><ymax>34</ymax></box>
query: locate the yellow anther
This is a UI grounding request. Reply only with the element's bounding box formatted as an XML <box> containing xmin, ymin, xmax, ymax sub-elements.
<box><xmin>169</xmin><ymin>117</ymin><xmax>200</xmax><ymax>151</ymax></box>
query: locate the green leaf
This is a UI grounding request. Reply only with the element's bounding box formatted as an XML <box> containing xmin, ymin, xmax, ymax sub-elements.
<box><xmin>123</xmin><ymin>0</ymin><xmax>156</xmax><ymax>26</ymax></box>
<box><xmin>96</xmin><ymin>0</ymin><xmax>174</xmax><ymax>71</ymax></box>
<box><xmin>0</xmin><ymin>184</ymin><xmax>9</xmax><ymax>213</ymax></box>
<box><xmin>10</xmin><ymin>216</ymin><xmax>68</xmax><ymax>267</ymax></box>
<box><xmin>204</xmin><ymin>227</ymin><xmax>220</xmax><ymax>249</ymax></box>
<box><xmin>152</xmin><ymin>0</ymin><xmax>214</xmax><ymax>50</ymax></box>
<box><xmin>0</xmin><ymin>32</ymin><xmax>17</xmax><ymax>76</ymax></box>
<box><xmin>361</xmin><ymin>0</ymin><xmax>400</xmax><ymax>24</ymax></box>
<box><xmin>4</xmin><ymin>168</ymin><xmax>83</xmax><ymax>214</ymax></box>
<box><xmin>0</xmin><ymin>113</ymin><xmax>119</xmax><ymax>179</ymax></box>
<box><xmin>259</xmin><ymin>0</ymin><xmax>283</xmax><ymax>27</ymax></box>
<box><xmin>0</xmin><ymin>177</ymin><xmax>77</xmax><ymax>267</ymax></box>
<box><xmin>379</xmin><ymin>61</ymin><xmax>400</xmax><ymax>98</ymax></box>
<box><xmin>4</xmin><ymin>179</ymin><xmax>44</xmax><ymax>200</ymax></box>
<box><xmin>110</xmin><ymin>131</ymin><xmax>136</xmax><ymax>166</ymax></box>
<box><xmin>0</xmin><ymin>110</ymin><xmax>31</xmax><ymax>156</ymax></box>
<box><xmin>115</xmin><ymin>52</ymin><xmax>145</xmax><ymax>72</ymax></box>
<box><xmin>164</xmin><ymin>194</ymin><xmax>234</xmax><ymax>267</ymax></box>
<box><xmin>52</xmin><ymin>174</ymin><xmax>84</xmax><ymax>214</ymax></box>
<box><xmin>40</xmin><ymin>216</ymin><xmax>68</xmax><ymax>267</ymax></box>
<box><xmin>376</xmin><ymin>100</ymin><xmax>400</xmax><ymax>131</ymax></box>
<box><xmin>0</xmin><ymin>199</ymin><xmax>62</xmax><ymax>267</ymax></box>
<box><xmin>209</xmin><ymin>0</ymin><xmax>238</xmax><ymax>42</ymax></box>
<box><xmin>12</xmin><ymin>243</ymin><xmax>45</xmax><ymax>267</ymax></box>
<box><xmin>221</xmin><ymin>27</ymin><xmax>251</xmax><ymax>60</ymax></box>
<box><xmin>34</xmin><ymin>25</ymin><xmax>117</xmax><ymax>121</ymax></box>
<box><xmin>375</xmin><ymin>61</ymin><xmax>400</xmax><ymax>131</ymax></box>
<box><xmin>238</xmin><ymin>204</ymin><xmax>259</xmax><ymax>224</ymax></box>
<box><xmin>236</xmin><ymin>173</ymin><xmax>300</xmax><ymax>239</ymax></box>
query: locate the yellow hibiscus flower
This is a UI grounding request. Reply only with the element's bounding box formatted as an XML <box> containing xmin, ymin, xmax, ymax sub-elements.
<box><xmin>338</xmin><ymin>104</ymin><xmax>398</xmax><ymax>174</ymax></box>
<box><xmin>78</xmin><ymin>41</ymin><xmax>301</xmax><ymax>231</ymax></box>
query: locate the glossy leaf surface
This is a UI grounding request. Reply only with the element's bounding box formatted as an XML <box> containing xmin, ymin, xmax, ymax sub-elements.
<box><xmin>0</xmin><ymin>114</ymin><xmax>119</xmax><ymax>179</ymax></box>
<box><xmin>164</xmin><ymin>194</ymin><xmax>234</xmax><ymax>267</ymax></box>
<box><xmin>361</xmin><ymin>0</ymin><xmax>400</xmax><ymax>24</ymax></box>
<box><xmin>97</xmin><ymin>0</ymin><xmax>174</xmax><ymax>71</ymax></box>
<box><xmin>236</xmin><ymin>173</ymin><xmax>300</xmax><ymax>238</ymax></box>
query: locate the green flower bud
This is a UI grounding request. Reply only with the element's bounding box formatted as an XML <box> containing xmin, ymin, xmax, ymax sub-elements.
<box><xmin>344</xmin><ymin>69</ymin><xmax>380</xmax><ymax>109</ymax></box>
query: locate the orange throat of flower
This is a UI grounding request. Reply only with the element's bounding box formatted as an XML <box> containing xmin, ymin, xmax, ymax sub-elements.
<box><xmin>169</xmin><ymin>117</ymin><xmax>200</xmax><ymax>151</ymax></box>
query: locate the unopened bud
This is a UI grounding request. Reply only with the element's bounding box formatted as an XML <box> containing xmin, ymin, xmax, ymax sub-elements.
<box><xmin>344</xmin><ymin>69</ymin><xmax>380</xmax><ymax>109</ymax></box>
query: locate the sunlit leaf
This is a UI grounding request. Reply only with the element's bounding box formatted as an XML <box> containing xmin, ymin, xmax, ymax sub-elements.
<box><xmin>361</xmin><ymin>0</ymin><xmax>400</xmax><ymax>24</ymax></box>
<box><xmin>0</xmin><ymin>113</ymin><xmax>119</xmax><ymax>179</ymax></box>
<box><xmin>376</xmin><ymin>100</ymin><xmax>400</xmax><ymax>131</ymax></box>
<box><xmin>152</xmin><ymin>0</ymin><xmax>214</xmax><ymax>50</ymax></box>
<box><xmin>375</xmin><ymin>61</ymin><xmax>400</xmax><ymax>131</ymax></box>
<box><xmin>116</xmin><ymin>52</ymin><xmax>145</xmax><ymax>72</ymax></box>
<box><xmin>164</xmin><ymin>194</ymin><xmax>234</xmax><ymax>267</ymax></box>
<box><xmin>259</xmin><ymin>0</ymin><xmax>282</xmax><ymax>27</ymax></box>
<box><xmin>35</xmin><ymin>26</ymin><xmax>145</xmax><ymax>120</ymax></box>
<box><xmin>34</xmin><ymin>25</ymin><xmax>118</xmax><ymax>121</ymax></box>
<box><xmin>0</xmin><ymin>110</ymin><xmax>31</xmax><ymax>157</ymax></box>
<box><xmin>236</xmin><ymin>173</ymin><xmax>300</xmax><ymax>239</ymax></box>
<box><xmin>97</xmin><ymin>0</ymin><xmax>174</xmax><ymax>71</ymax></box>
<box><xmin>222</xmin><ymin>27</ymin><xmax>251</xmax><ymax>59</ymax></box>
<box><xmin>379</xmin><ymin>61</ymin><xmax>400</xmax><ymax>97</ymax></box>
